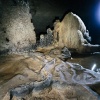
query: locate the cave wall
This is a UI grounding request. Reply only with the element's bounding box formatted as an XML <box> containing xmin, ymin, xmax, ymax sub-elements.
<box><xmin>0</xmin><ymin>0</ymin><xmax>99</xmax><ymax>52</ymax></box>
<box><xmin>29</xmin><ymin>0</ymin><xmax>100</xmax><ymax>44</ymax></box>
<box><xmin>0</xmin><ymin>0</ymin><xmax>36</xmax><ymax>51</ymax></box>
<box><xmin>29</xmin><ymin>0</ymin><xmax>67</xmax><ymax>33</ymax></box>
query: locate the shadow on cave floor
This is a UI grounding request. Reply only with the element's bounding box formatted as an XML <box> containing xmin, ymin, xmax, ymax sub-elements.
<box><xmin>71</xmin><ymin>52</ymin><xmax>95</xmax><ymax>58</ymax></box>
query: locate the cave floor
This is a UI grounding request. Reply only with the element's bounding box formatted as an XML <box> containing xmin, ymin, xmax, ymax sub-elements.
<box><xmin>0</xmin><ymin>52</ymin><xmax>100</xmax><ymax>100</ymax></box>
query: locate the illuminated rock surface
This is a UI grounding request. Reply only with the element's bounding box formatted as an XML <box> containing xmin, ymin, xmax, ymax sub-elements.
<box><xmin>0</xmin><ymin>52</ymin><xmax>100</xmax><ymax>100</ymax></box>
<box><xmin>0</xmin><ymin>0</ymin><xmax>36</xmax><ymax>52</ymax></box>
<box><xmin>52</xmin><ymin>12</ymin><xmax>100</xmax><ymax>53</ymax></box>
<box><xmin>0</xmin><ymin>1</ymin><xmax>100</xmax><ymax>100</ymax></box>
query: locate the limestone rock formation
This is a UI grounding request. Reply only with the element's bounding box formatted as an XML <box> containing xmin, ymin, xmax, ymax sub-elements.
<box><xmin>39</xmin><ymin>28</ymin><xmax>53</xmax><ymax>47</ymax></box>
<box><xmin>0</xmin><ymin>0</ymin><xmax>36</xmax><ymax>52</ymax></box>
<box><xmin>53</xmin><ymin>12</ymin><xmax>100</xmax><ymax>53</ymax></box>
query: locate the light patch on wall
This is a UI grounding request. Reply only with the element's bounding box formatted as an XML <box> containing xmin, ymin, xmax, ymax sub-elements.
<box><xmin>95</xmin><ymin>2</ymin><xmax>100</xmax><ymax>25</ymax></box>
<box><xmin>91</xmin><ymin>63</ymin><xmax>96</xmax><ymax>71</ymax></box>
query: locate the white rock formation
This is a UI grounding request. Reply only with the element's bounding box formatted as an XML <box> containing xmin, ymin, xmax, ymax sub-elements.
<box><xmin>0</xmin><ymin>0</ymin><xmax>36</xmax><ymax>51</ymax></box>
<box><xmin>53</xmin><ymin>12</ymin><xmax>100</xmax><ymax>53</ymax></box>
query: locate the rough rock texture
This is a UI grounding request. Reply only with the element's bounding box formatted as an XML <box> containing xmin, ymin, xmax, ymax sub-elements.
<box><xmin>53</xmin><ymin>12</ymin><xmax>100</xmax><ymax>53</ymax></box>
<box><xmin>0</xmin><ymin>1</ymin><xmax>100</xmax><ymax>99</ymax></box>
<box><xmin>0</xmin><ymin>53</ymin><xmax>100</xmax><ymax>100</ymax></box>
<box><xmin>0</xmin><ymin>0</ymin><xmax>36</xmax><ymax>51</ymax></box>
<box><xmin>39</xmin><ymin>28</ymin><xmax>53</xmax><ymax>47</ymax></box>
